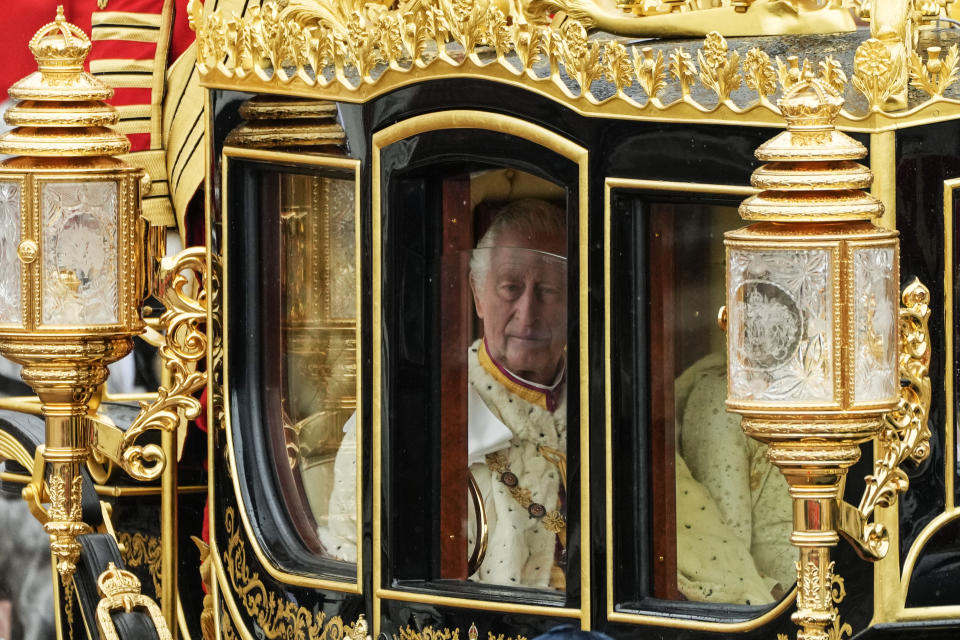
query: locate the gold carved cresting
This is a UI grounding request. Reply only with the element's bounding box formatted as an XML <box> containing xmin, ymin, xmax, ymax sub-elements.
<box><xmin>189</xmin><ymin>0</ymin><xmax>960</xmax><ymax>120</ymax></box>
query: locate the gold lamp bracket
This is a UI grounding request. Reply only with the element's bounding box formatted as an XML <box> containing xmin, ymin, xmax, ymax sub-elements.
<box><xmin>838</xmin><ymin>278</ymin><xmax>932</xmax><ymax>561</ymax></box>
<box><xmin>95</xmin><ymin>562</ymin><xmax>172</xmax><ymax>640</ymax></box>
<box><xmin>87</xmin><ymin>247</ymin><xmax>208</xmax><ymax>482</ymax></box>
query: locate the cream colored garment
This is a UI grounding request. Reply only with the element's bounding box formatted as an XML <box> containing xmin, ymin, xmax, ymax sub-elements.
<box><xmin>318</xmin><ymin>342</ymin><xmax>566</xmax><ymax>589</ymax></box>
<box><xmin>317</xmin><ymin>413</ymin><xmax>358</xmax><ymax>562</ymax></box>
<box><xmin>465</xmin><ymin>341</ymin><xmax>566</xmax><ymax>588</ymax></box>
<box><xmin>675</xmin><ymin>353</ymin><xmax>795</xmax><ymax>602</ymax></box>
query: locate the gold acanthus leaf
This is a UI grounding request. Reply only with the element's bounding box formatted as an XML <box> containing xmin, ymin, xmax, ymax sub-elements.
<box><xmin>743</xmin><ymin>47</ymin><xmax>776</xmax><ymax>101</ymax></box>
<box><xmin>603</xmin><ymin>41</ymin><xmax>633</xmax><ymax>94</ymax></box>
<box><xmin>909</xmin><ymin>45</ymin><xmax>960</xmax><ymax>98</ymax></box>
<box><xmin>776</xmin><ymin>54</ymin><xmax>812</xmax><ymax>92</ymax></box>
<box><xmin>819</xmin><ymin>55</ymin><xmax>847</xmax><ymax>94</ymax></box>
<box><xmin>669</xmin><ymin>46</ymin><xmax>696</xmax><ymax>98</ymax></box>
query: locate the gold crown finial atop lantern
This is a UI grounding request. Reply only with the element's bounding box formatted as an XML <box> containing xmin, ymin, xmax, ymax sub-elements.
<box><xmin>28</xmin><ymin>6</ymin><xmax>91</xmax><ymax>75</ymax></box>
<box><xmin>0</xmin><ymin>6</ymin><xmax>127</xmax><ymax>157</ymax></box>
<box><xmin>777</xmin><ymin>76</ymin><xmax>845</xmax><ymax>133</ymax></box>
<box><xmin>7</xmin><ymin>7</ymin><xmax>113</xmax><ymax>106</ymax></box>
<box><xmin>738</xmin><ymin>75</ymin><xmax>881</xmax><ymax>222</ymax></box>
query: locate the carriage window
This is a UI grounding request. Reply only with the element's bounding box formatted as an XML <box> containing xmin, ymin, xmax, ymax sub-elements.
<box><xmin>225</xmin><ymin>155</ymin><xmax>360</xmax><ymax>574</ymax></box>
<box><xmin>276</xmin><ymin>171</ymin><xmax>359</xmax><ymax>563</ymax></box>
<box><xmin>380</xmin><ymin>160</ymin><xmax>576</xmax><ymax>598</ymax></box>
<box><xmin>609</xmin><ymin>192</ymin><xmax>795</xmax><ymax>612</ymax></box>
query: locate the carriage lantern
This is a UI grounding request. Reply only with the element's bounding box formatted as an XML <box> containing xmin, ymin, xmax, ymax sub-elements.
<box><xmin>724</xmin><ymin>77</ymin><xmax>931</xmax><ymax>639</ymax></box>
<box><xmin>0</xmin><ymin>8</ymin><xmax>146</xmax><ymax>578</ymax></box>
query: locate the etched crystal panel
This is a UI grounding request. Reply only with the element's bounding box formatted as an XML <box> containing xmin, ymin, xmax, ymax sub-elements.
<box><xmin>729</xmin><ymin>248</ymin><xmax>834</xmax><ymax>403</ymax></box>
<box><xmin>41</xmin><ymin>181</ymin><xmax>119</xmax><ymax>325</ymax></box>
<box><xmin>853</xmin><ymin>246</ymin><xmax>897</xmax><ymax>403</ymax></box>
<box><xmin>0</xmin><ymin>181</ymin><xmax>21</xmax><ymax>324</ymax></box>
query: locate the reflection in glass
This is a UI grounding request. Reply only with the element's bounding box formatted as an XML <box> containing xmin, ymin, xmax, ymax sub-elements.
<box><xmin>645</xmin><ymin>203</ymin><xmax>795</xmax><ymax>605</ymax></box>
<box><xmin>41</xmin><ymin>181</ymin><xmax>118</xmax><ymax>325</ymax></box>
<box><xmin>276</xmin><ymin>171</ymin><xmax>357</xmax><ymax>563</ymax></box>
<box><xmin>0</xmin><ymin>181</ymin><xmax>21</xmax><ymax>324</ymax></box>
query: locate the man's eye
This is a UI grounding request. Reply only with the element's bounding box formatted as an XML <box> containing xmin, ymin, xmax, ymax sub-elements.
<box><xmin>498</xmin><ymin>283</ymin><xmax>522</xmax><ymax>297</ymax></box>
<box><xmin>537</xmin><ymin>284</ymin><xmax>562</xmax><ymax>299</ymax></box>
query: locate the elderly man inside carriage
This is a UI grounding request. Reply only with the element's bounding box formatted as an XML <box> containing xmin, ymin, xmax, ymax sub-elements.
<box><xmin>318</xmin><ymin>197</ymin><xmax>793</xmax><ymax>603</ymax></box>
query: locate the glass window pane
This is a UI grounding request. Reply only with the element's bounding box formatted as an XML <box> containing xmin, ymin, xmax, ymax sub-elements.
<box><xmin>0</xmin><ymin>181</ymin><xmax>22</xmax><ymax>324</ymax></box>
<box><xmin>274</xmin><ymin>170</ymin><xmax>358</xmax><ymax>564</ymax></box>
<box><xmin>41</xmin><ymin>181</ymin><xmax>119</xmax><ymax>325</ymax></box>
<box><xmin>610</xmin><ymin>193</ymin><xmax>795</xmax><ymax>612</ymax></box>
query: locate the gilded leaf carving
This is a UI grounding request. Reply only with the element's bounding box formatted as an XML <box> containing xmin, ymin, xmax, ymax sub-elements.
<box><xmin>634</xmin><ymin>46</ymin><xmax>665</xmax><ymax>103</ymax></box>
<box><xmin>909</xmin><ymin>45</ymin><xmax>960</xmax><ymax>98</ymax></box>
<box><xmin>188</xmin><ymin>0</ymin><xmax>951</xmax><ymax>123</ymax></box>
<box><xmin>697</xmin><ymin>31</ymin><xmax>741</xmax><ymax>103</ymax></box>
<box><xmin>602</xmin><ymin>41</ymin><xmax>633</xmax><ymax>94</ymax></box>
<box><xmin>776</xmin><ymin>55</ymin><xmax>811</xmax><ymax>92</ymax></box>
<box><xmin>853</xmin><ymin>38</ymin><xmax>905</xmax><ymax>111</ymax></box>
<box><xmin>669</xmin><ymin>47</ymin><xmax>696</xmax><ymax>98</ymax></box>
<box><xmin>743</xmin><ymin>47</ymin><xmax>776</xmax><ymax>101</ymax></box>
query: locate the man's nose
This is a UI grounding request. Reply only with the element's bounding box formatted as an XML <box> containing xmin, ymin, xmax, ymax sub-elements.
<box><xmin>513</xmin><ymin>285</ymin><xmax>541</xmax><ymax>325</ymax></box>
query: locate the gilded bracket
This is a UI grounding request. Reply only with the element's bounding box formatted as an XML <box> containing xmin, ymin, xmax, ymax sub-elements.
<box><xmin>116</xmin><ymin>247</ymin><xmax>208</xmax><ymax>481</ymax></box>
<box><xmin>839</xmin><ymin>278</ymin><xmax>932</xmax><ymax>561</ymax></box>
<box><xmin>95</xmin><ymin>562</ymin><xmax>173</xmax><ymax>640</ymax></box>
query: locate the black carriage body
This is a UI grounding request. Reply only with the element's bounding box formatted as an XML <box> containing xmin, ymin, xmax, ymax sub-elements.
<box><xmin>201</xmin><ymin>33</ymin><xmax>960</xmax><ymax>640</ymax></box>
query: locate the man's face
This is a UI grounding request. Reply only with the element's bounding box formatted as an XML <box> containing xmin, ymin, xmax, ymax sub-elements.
<box><xmin>473</xmin><ymin>230</ymin><xmax>567</xmax><ymax>385</ymax></box>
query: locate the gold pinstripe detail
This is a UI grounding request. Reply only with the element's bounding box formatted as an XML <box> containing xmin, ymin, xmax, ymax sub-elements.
<box><xmin>91</xmin><ymin>11</ymin><xmax>163</xmax><ymax>28</ymax></box>
<box><xmin>113</xmin><ymin>119</ymin><xmax>151</xmax><ymax>136</ymax></box>
<box><xmin>90</xmin><ymin>58</ymin><xmax>155</xmax><ymax>74</ymax></box>
<box><xmin>116</xmin><ymin>104</ymin><xmax>152</xmax><ymax>120</ymax></box>
<box><xmin>163</xmin><ymin>42</ymin><xmax>204</xmax><ymax>234</ymax></box>
<box><xmin>95</xmin><ymin>73</ymin><xmax>154</xmax><ymax>89</ymax></box>
<box><xmin>92</xmin><ymin>25</ymin><xmax>161</xmax><ymax>42</ymax></box>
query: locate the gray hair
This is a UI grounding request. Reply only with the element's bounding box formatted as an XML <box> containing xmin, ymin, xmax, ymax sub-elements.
<box><xmin>468</xmin><ymin>198</ymin><xmax>566</xmax><ymax>287</ymax></box>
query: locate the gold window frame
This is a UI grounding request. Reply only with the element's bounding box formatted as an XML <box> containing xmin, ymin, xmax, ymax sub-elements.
<box><xmin>370</xmin><ymin>110</ymin><xmax>590</xmax><ymax>635</ymax></box>
<box><xmin>867</xmin><ymin>177</ymin><xmax>960</xmax><ymax>624</ymax></box>
<box><xmin>212</xmin><ymin>144</ymin><xmax>364</xmax><ymax>595</ymax></box>
<box><xmin>602</xmin><ymin>177</ymin><xmax>800</xmax><ymax>631</ymax></box>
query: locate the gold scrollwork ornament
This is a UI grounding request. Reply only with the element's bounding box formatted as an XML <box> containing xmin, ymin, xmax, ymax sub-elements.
<box><xmin>119</xmin><ymin>247</ymin><xmax>208</xmax><ymax>481</ymax></box>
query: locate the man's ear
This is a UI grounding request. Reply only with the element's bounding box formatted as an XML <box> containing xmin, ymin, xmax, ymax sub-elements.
<box><xmin>470</xmin><ymin>277</ymin><xmax>484</xmax><ymax>319</ymax></box>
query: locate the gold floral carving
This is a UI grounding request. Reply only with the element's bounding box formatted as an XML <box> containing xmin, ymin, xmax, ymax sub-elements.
<box><xmin>395</xmin><ymin>627</ymin><xmax>527</xmax><ymax>640</ymax></box>
<box><xmin>187</xmin><ymin>0</ymin><xmax>960</xmax><ymax>119</ymax></box>
<box><xmin>909</xmin><ymin>45</ymin><xmax>960</xmax><ymax>98</ymax></box>
<box><xmin>634</xmin><ymin>47</ymin><xmax>665</xmax><ymax>105</ymax></box>
<box><xmin>116</xmin><ymin>531</ymin><xmax>163</xmax><ymax>598</ymax></box>
<box><xmin>697</xmin><ymin>31</ymin><xmax>741</xmax><ymax>103</ymax></box>
<box><xmin>120</xmin><ymin>248</ymin><xmax>208</xmax><ymax>481</ymax></box>
<box><xmin>853</xmin><ymin>38</ymin><xmax>907</xmax><ymax>111</ymax></box>
<box><xmin>743</xmin><ymin>47</ymin><xmax>776</xmax><ymax>103</ymax></box>
<box><xmin>222</xmin><ymin>506</ymin><xmax>366</xmax><ymax>640</ymax></box>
